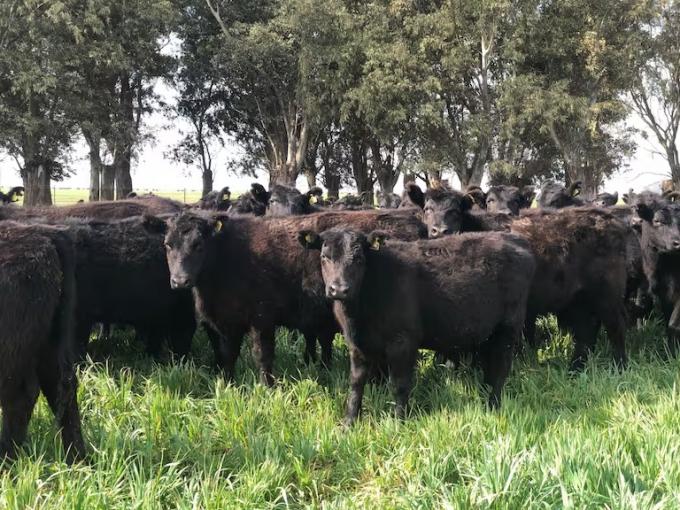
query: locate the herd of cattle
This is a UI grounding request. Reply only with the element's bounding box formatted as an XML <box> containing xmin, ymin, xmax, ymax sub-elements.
<box><xmin>0</xmin><ymin>178</ymin><xmax>679</xmax><ymax>462</ymax></box>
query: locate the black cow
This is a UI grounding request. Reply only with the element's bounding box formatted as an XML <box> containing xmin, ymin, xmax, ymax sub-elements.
<box><xmin>0</xmin><ymin>223</ymin><xmax>85</xmax><ymax>461</ymax></box>
<box><xmin>538</xmin><ymin>181</ymin><xmax>584</xmax><ymax>208</ymax></box>
<box><xmin>62</xmin><ymin>216</ymin><xmax>197</xmax><ymax>358</ymax></box>
<box><xmin>197</xmin><ymin>187</ymin><xmax>231</xmax><ymax>211</ymax></box>
<box><xmin>485</xmin><ymin>185</ymin><xmax>535</xmax><ymax>215</ymax></box>
<box><xmin>266</xmin><ymin>185</ymin><xmax>323</xmax><ymax>216</ymax></box>
<box><xmin>635</xmin><ymin>193</ymin><xmax>680</xmax><ymax>351</ymax></box>
<box><xmin>229</xmin><ymin>183</ymin><xmax>270</xmax><ymax>216</ymax></box>
<box><xmin>592</xmin><ymin>191</ymin><xmax>619</xmax><ymax>207</ymax></box>
<box><xmin>156</xmin><ymin>209</ymin><xmax>426</xmax><ymax>384</ymax></box>
<box><xmin>299</xmin><ymin>229</ymin><xmax>535</xmax><ymax>424</ymax></box>
<box><xmin>409</xmin><ymin>184</ymin><xmax>630</xmax><ymax>370</ymax></box>
<box><xmin>0</xmin><ymin>186</ymin><xmax>24</xmax><ymax>204</ymax></box>
<box><xmin>0</xmin><ymin>195</ymin><xmax>185</xmax><ymax>222</ymax></box>
<box><xmin>376</xmin><ymin>190</ymin><xmax>402</xmax><ymax>209</ymax></box>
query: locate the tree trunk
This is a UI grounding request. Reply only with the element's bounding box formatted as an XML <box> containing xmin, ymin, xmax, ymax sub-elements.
<box><xmin>304</xmin><ymin>168</ymin><xmax>317</xmax><ymax>188</ymax></box>
<box><xmin>23</xmin><ymin>161</ymin><xmax>52</xmax><ymax>206</ymax></box>
<box><xmin>101</xmin><ymin>164</ymin><xmax>115</xmax><ymax>200</ymax></box>
<box><xmin>570</xmin><ymin>164</ymin><xmax>599</xmax><ymax>201</ymax></box>
<box><xmin>114</xmin><ymin>73</ymin><xmax>134</xmax><ymax>199</ymax></box>
<box><xmin>351</xmin><ymin>139</ymin><xmax>373</xmax><ymax>205</ymax></box>
<box><xmin>324</xmin><ymin>165</ymin><xmax>341</xmax><ymax>201</ymax></box>
<box><xmin>371</xmin><ymin>140</ymin><xmax>400</xmax><ymax>195</ymax></box>
<box><xmin>84</xmin><ymin>132</ymin><xmax>102</xmax><ymax>201</ymax></box>
<box><xmin>202</xmin><ymin>168</ymin><xmax>213</xmax><ymax>198</ymax></box>
<box><xmin>269</xmin><ymin>162</ymin><xmax>298</xmax><ymax>187</ymax></box>
<box><xmin>114</xmin><ymin>150</ymin><xmax>133</xmax><ymax>199</ymax></box>
<box><xmin>668</xmin><ymin>147</ymin><xmax>680</xmax><ymax>189</ymax></box>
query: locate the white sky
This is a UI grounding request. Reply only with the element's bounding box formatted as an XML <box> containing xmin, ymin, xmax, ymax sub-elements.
<box><xmin>0</xmin><ymin>79</ymin><xmax>673</xmax><ymax>196</ymax></box>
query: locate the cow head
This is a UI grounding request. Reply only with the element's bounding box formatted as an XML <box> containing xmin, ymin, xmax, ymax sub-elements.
<box><xmin>267</xmin><ymin>184</ymin><xmax>320</xmax><ymax>216</ymax></box>
<box><xmin>538</xmin><ymin>181</ymin><xmax>583</xmax><ymax>208</ymax></box>
<box><xmin>421</xmin><ymin>187</ymin><xmax>473</xmax><ymax>238</ymax></box>
<box><xmin>485</xmin><ymin>185</ymin><xmax>535</xmax><ymax>215</ymax></box>
<box><xmin>162</xmin><ymin>212</ymin><xmax>226</xmax><ymax>289</ymax></box>
<box><xmin>635</xmin><ymin>195</ymin><xmax>680</xmax><ymax>254</ymax></box>
<box><xmin>197</xmin><ymin>187</ymin><xmax>231</xmax><ymax>211</ymax></box>
<box><xmin>592</xmin><ymin>191</ymin><xmax>618</xmax><ymax>208</ymax></box>
<box><xmin>299</xmin><ymin>228</ymin><xmax>386</xmax><ymax>300</ymax></box>
<box><xmin>464</xmin><ymin>186</ymin><xmax>487</xmax><ymax>210</ymax></box>
<box><xmin>377</xmin><ymin>190</ymin><xmax>401</xmax><ymax>209</ymax></box>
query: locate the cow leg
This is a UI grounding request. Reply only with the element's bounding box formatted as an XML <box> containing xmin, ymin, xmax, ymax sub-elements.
<box><xmin>599</xmin><ymin>302</ymin><xmax>627</xmax><ymax>370</ymax></box>
<box><xmin>481</xmin><ymin>325</ymin><xmax>516</xmax><ymax>409</ymax></box>
<box><xmin>318</xmin><ymin>325</ymin><xmax>335</xmax><ymax>368</ymax></box>
<box><xmin>140</xmin><ymin>328</ymin><xmax>164</xmax><ymax>358</ymax></box>
<box><xmin>302</xmin><ymin>331</ymin><xmax>317</xmax><ymax>365</ymax></box>
<box><xmin>37</xmin><ymin>353</ymin><xmax>85</xmax><ymax>463</ymax></box>
<box><xmin>168</xmin><ymin>320</ymin><xmax>195</xmax><ymax>360</ymax></box>
<box><xmin>0</xmin><ymin>374</ymin><xmax>39</xmax><ymax>460</ymax></box>
<box><xmin>204</xmin><ymin>323</ymin><xmax>246</xmax><ymax>382</ymax></box>
<box><xmin>386</xmin><ymin>339</ymin><xmax>417</xmax><ymax>420</ymax></box>
<box><xmin>96</xmin><ymin>323</ymin><xmax>111</xmax><ymax>343</ymax></box>
<box><xmin>250</xmin><ymin>326</ymin><xmax>276</xmax><ymax>387</ymax></box>
<box><xmin>75</xmin><ymin>320</ymin><xmax>92</xmax><ymax>361</ymax></box>
<box><xmin>523</xmin><ymin>314</ymin><xmax>537</xmax><ymax>349</ymax></box>
<box><xmin>344</xmin><ymin>346</ymin><xmax>370</xmax><ymax>426</ymax></box>
<box><xmin>559</xmin><ymin>305</ymin><xmax>599</xmax><ymax>373</ymax></box>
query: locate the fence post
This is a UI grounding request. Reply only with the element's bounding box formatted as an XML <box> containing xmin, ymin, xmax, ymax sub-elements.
<box><xmin>184</xmin><ymin>188</ymin><xmax>186</xmax><ymax>203</ymax></box>
<box><xmin>53</xmin><ymin>187</ymin><xmax>56</xmax><ymax>204</ymax></box>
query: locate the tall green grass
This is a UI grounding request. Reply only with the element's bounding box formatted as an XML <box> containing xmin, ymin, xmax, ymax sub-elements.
<box><xmin>1</xmin><ymin>316</ymin><xmax>679</xmax><ymax>509</ymax></box>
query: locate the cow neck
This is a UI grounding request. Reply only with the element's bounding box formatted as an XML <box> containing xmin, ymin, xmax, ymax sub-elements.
<box><xmin>196</xmin><ymin>217</ymin><xmax>254</xmax><ymax>292</ymax></box>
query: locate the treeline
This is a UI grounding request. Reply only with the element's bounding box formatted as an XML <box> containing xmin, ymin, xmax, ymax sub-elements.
<box><xmin>1</xmin><ymin>0</ymin><xmax>679</xmax><ymax>205</ymax></box>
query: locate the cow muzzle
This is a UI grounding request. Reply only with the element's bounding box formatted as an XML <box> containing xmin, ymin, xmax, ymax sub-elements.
<box><xmin>170</xmin><ymin>276</ymin><xmax>194</xmax><ymax>289</ymax></box>
<box><xmin>327</xmin><ymin>283</ymin><xmax>350</xmax><ymax>300</ymax></box>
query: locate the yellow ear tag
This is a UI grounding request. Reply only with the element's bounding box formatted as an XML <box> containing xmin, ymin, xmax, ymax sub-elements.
<box><xmin>370</xmin><ymin>238</ymin><xmax>382</xmax><ymax>251</ymax></box>
<box><xmin>305</xmin><ymin>233</ymin><xmax>314</xmax><ymax>244</ymax></box>
<box><xmin>310</xmin><ymin>196</ymin><xmax>318</xmax><ymax>204</ymax></box>
<box><xmin>214</xmin><ymin>220</ymin><xmax>223</xmax><ymax>233</ymax></box>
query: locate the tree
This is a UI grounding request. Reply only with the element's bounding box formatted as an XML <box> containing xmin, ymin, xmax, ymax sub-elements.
<box><xmin>629</xmin><ymin>1</ymin><xmax>680</xmax><ymax>185</ymax></box>
<box><xmin>0</xmin><ymin>1</ymin><xmax>77</xmax><ymax>205</ymax></box>
<box><xmin>508</xmin><ymin>0</ymin><xmax>649</xmax><ymax>197</ymax></box>
<box><xmin>201</xmin><ymin>0</ymin><xmax>347</xmax><ymax>186</ymax></box>
<box><xmin>58</xmin><ymin>0</ymin><xmax>175</xmax><ymax>200</ymax></box>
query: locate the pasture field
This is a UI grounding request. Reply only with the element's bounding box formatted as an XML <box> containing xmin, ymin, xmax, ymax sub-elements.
<box><xmin>2</xmin><ymin>317</ymin><xmax>680</xmax><ymax>509</ymax></box>
<box><xmin>14</xmin><ymin>189</ymin><xmax>205</xmax><ymax>206</ymax></box>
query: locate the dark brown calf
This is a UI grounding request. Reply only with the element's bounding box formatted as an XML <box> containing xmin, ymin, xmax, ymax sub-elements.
<box><xmin>0</xmin><ymin>223</ymin><xmax>85</xmax><ymax>461</ymax></box>
<box><xmin>409</xmin><ymin>183</ymin><xmax>630</xmax><ymax>370</ymax></box>
<box><xmin>157</xmin><ymin>209</ymin><xmax>426</xmax><ymax>384</ymax></box>
<box><xmin>300</xmin><ymin>229</ymin><xmax>536</xmax><ymax>424</ymax></box>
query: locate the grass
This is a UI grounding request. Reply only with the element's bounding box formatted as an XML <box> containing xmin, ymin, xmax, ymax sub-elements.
<box><xmin>1</xmin><ymin>316</ymin><xmax>680</xmax><ymax>509</ymax></box>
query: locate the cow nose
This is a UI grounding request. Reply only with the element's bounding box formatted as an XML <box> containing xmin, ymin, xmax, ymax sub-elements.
<box><xmin>171</xmin><ymin>277</ymin><xmax>191</xmax><ymax>289</ymax></box>
<box><xmin>430</xmin><ymin>226</ymin><xmax>450</xmax><ymax>238</ymax></box>
<box><xmin>674</xmin><ymin>240</ymin><xmax>680</xmax><ymax>250</ymax></box>
<box><xmin>328</xmin><ymin>284</ymin><xmax>349</xmax><ymax>299</ymax></box>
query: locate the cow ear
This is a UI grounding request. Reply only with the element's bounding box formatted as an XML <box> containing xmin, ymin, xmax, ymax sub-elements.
<box><xmin>367</xmin><ymin>231</ymin><xmax>388</xmax><ymax>251</ymax></box>
<box><xmin>142</xmin><ymin>214</ymin><xmax>167</xmax><ymax>234</ymax></box>
<box><xmin>465</xmin><ymin>187</ymin><xmax>486</xmax><ymax>209</ymax></box>
<box><xmin>636</xmin><ymin>202</ymin><xmax>654</xmax><ymax>222</ymax></box>
<box><xmin>298</xmin><ymin>230</ymin><xmax>322</xmax><ymax>250</ymax></box>
<box><xmin>569</xmin><ymin>181</ymin><xmax>582</xmax><ymax>197</ymax></box>
<box><xmin>405</xmin><ymin>182</ymin><xmax>425</xmax><ymax>209</ymax></box>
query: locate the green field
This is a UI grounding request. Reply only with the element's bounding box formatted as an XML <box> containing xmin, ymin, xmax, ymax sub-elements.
<box><xmin>1</xmin><ymin>316</ymin><xmax>680</xmax><ymax>508</ymax></box>
<box><xmin>14</xmin><ymin>189</ymin><xmax>205</xmax><ymax>206</ymax></box>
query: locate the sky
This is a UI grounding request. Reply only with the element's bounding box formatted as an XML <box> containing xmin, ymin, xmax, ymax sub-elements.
<box><xmin>0</xmin><ymin>79</ymin><xmax>673</xmax><ymax>196</ymax></box>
